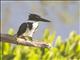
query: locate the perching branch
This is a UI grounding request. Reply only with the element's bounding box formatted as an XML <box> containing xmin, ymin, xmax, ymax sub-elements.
<box><xmin>0</xmin><ymin>34</ymin><xmax>50</xmax><ymax>48</ymax></box>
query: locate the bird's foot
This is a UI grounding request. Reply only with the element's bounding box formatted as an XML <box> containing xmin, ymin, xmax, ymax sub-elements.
<box><xmin>17</xmin><ymin>36</ymin><xmax>33</xmax><ymax>41</ymax></box>
<box><xmin>27</xmin><ymin>36</ymin><xmax>33</xmax><ymax>41</ymax></box>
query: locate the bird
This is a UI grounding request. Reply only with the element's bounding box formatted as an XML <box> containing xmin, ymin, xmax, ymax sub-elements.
<box><xmin>16</xmin><ymin>14</ymin><xmax>51</xmax><ymax>41</ymax></box>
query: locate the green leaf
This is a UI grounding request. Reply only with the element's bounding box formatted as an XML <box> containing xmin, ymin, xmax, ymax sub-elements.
<box><xmin>43</xmin><ymin>29</ymin><xmax>50</xmax><ymax>42</ymax></box>
<box><xmin>65</xmin><ymin>41</ymin><xmax>70</xmax><ymax>55</ymax></box>
<box><xmin>3</xmin><ymin>43</ymin><xmax>11</xmax><ymax>55</ymax></box>
<box><xmin>76</xmin><ymin>41</ymin><xmax>80</xmax><ymax>53</ymax></box>
<box><xmin>28</xmin><ymin>48</ymin><xmax>39</xmax><ymax>60</ymax></box>
<box><xmin>59</xmin><ymin>43</ymin><xmax>65</xmax><ymax>53</ymax></box>
<box><xmin>0</xmin><ymin>42</ymin><xmax>2</xmax><ymax>60</ymax></box>
<box><xmin>48</xmin><ymin>32</ymin><xmax>56</xmax><ymax>43</ymax></box>
<box><xmin>55</xmin><ymin>36</ymin><xmax>62</xmax><ymax>46</ymax></box>
<box><xmin>13</xmin><ymin>45</ymin><xmax>22</xmax><ymax>60</ymax></box>
<box><xmin>69</xmin><ymin>31</ymin><xmax>77</xmax><ymax>38</ymax></box>
<box><xmin>8</xmin><ymin>28</ymin><xmax>14</xmax><ymax>35</ymax></box>
<box><xmin>52</xmin><ymin>47</ymin><xmax>58</xmax><ymax>56</ymax></box>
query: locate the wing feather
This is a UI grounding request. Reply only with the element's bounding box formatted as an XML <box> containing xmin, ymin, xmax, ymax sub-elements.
<box><xmin>17</xmin><ymin>23</ymin><xmax>27</xmax><ymax>37</ymax></box>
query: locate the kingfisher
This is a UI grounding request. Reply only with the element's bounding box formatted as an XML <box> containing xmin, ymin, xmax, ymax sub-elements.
<box><xmin>16</xmin><ymin>14</ymin><xmax>50</xmax><ymax>41</ymax></box>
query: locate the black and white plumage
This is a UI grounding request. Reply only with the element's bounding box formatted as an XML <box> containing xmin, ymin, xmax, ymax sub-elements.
<box><xmin>16</xmin><ymin>21</ymin><xmax>39</xmax><ymax>41</ymax></box>
<box><xmin>16</xmin><ymin>14</ymin><xmax>50</xmax><ymax>41</ymax></box>
<box><xmin>17</xmin><ymin>22</ymin><xmax>32</xmax><ymax>37</ymax></box>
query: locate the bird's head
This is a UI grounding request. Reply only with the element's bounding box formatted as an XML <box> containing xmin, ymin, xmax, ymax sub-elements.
<box><xmin>28</xmin><ymin>14</ymin><xmax>51</xmax><ymax>22</ymax></box>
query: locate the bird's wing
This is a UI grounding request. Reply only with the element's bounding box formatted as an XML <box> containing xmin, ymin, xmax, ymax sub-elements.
<box><xmin>17</xmin><ymin>23</ymin><xmax>27</xmax><ymax>37</ymax></box>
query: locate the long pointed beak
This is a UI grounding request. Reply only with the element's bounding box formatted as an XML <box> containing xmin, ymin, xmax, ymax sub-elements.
<box><xmin>40</xmin><ymin>18</ymin><xmax>51</xmax><ymax>22</ymax></box>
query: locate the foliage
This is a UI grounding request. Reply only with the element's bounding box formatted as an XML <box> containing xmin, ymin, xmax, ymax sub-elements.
<box><xmin>0</xmin><ymin>29</ymin><xmax>80</xmax><ymax>60</ymax></box>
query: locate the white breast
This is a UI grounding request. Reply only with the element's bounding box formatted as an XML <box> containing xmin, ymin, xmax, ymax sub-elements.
<box><xmin>33</xmin><ymin>22</ymin><xmax>39</xmax><ymax>29</ymax></box>
<box><xmin>28</xmin><ymin>22</ymin><xmax>39</xmax><ymax>37</ymax></box>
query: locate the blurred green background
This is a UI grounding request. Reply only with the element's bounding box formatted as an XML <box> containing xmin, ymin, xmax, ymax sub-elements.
<box><xmin>1</xmin><ymin>1</ymin><xmax>80</xmax><ymax>60</ymax></box>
